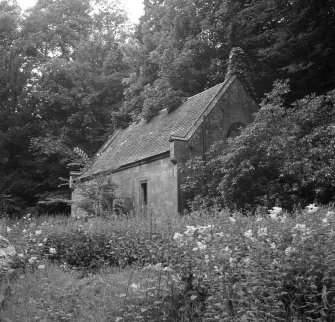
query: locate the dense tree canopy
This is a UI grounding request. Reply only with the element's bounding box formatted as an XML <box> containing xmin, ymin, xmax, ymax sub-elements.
<box><xmin>0</xmin><ymin>0</ymin><xmax>334</xmax><ymax>215</ymax></box>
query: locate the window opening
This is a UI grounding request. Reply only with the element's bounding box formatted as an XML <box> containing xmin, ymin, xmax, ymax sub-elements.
<box><xmin>227</xmin><ymin>122</ymin><xmax>246</xmax><ymax>138</ymax></box>
<box><xmin>140</xmin><ymin>181</ymin><xmax>148</xmax><ymax>206</ymax></box>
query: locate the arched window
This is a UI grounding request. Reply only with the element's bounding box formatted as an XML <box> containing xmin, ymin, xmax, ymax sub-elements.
<box><xmin>227</xmin><ymin>122</ymin><xmax>246</xmax><ymax>138</ymax></box>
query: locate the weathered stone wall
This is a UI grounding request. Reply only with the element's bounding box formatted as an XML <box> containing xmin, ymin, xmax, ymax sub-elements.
<box><xmin>110</xmin><ymin>157</ymin><xmax>178</xmax><ymax>215</ymax></box>
<box><xmin>174</xmin><ymin>77</ymin><xmax>258</xmax><ymax>211</ymax></box>
<box><xmin>72</xmin><ymin>157</ymin><xmax>178</xmax><ymax>216</ymax></box>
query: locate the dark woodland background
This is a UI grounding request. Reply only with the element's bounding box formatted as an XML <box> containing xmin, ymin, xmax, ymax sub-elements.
<box><xmin>1</xmin><ymin>0</ymin><xmax>334</xmax><ymax>215</ymax></box>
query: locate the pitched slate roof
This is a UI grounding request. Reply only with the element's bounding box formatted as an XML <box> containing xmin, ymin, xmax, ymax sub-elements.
<box><xmin>83</xmin><ymin>75</ymin><xmax>236</xmax><ymax>177</ymax></box>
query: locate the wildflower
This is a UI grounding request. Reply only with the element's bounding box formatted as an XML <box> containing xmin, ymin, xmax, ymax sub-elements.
<box><xmin>28</xmin><ymin>256</ymin><xmax>37</xmax><ymax>264</ymax></box>
<box><xmin>37</xmin><ymin>264</ymin><xmax>45</xmax><ymax>270</ymax></box>
<box><xmin>224</xmin><ymin>246</ymin><xmax>230</xmax><ymax>252</ymax></box>
<box><xmin>280</xmin><ymin>215</ymin><xmax>287</xmax><ymax>223</ymax></box>
<box><xmin>294</xmin><ymin>223</ymin><xmax>306</xmax><ymax>231</ymax></box>
<box><xmin>35</xmin><ymin>230</ymin><xmax>42</xmax><ymax>235</ymax></box>
<box><xmin>322</xmin><ymin>217</ymin><xmax>329</xmax><ymax>224</ymax></box>
<box><xmin>285</xmin><ymin>246</ymin><xmax>295</xmax><ymax>256</ymax></box>
<box><xmin>22</xmin><ymin>229</ymin><xmax>27</xmax><ymax>233</ymax></box>
<box><xmin>270</xmin><ymin>242</ymin><xmax>276</xmax><ymax>249</ymax></box>
<box><xmin>173</xmin><ymin>232</ymin><xmax>183</xmax><ymax>241</ymax></box>
<box><xmin>257</xmin><ymin>227</ymin><xmax>268</xmax><ymax>236</ymax></box>
<box><xmin>326</xmin><ymin>211</ymin><xmax>335</xmax><ymax>217</ymax></box>
<box><xmin>131</xmin><ymin>283</ymin><xmax>139</xmax><ymax>289</ymax></box>
<box><xmin>6</xmin><ymin>227</ymin><xmax>11</xmax><ymax>233</ymax></box>
<box><xmin>18</xmin><ymin>253</ymin><xmax>24</xmax><ymax>258</ymax></box>
<box><xmin>43</xmin><ymin>237</ymin><xmax>48</xmax><ymax>243</ymax></box>
<box><xmin>256</xmin><ymin>217</ymin><xmax>263</xmax><ymax>222</ymax></box>
<box><xmin>229</xmin><ymin>217</ymin><xmax>236</xmax><ymax>223</ymax></box>
<box><xmin>196</xmin><ymin>241</ymin><xmax>207</xmax><ymax>250</ymax></box>
<box><xmin>306</xmin><ymin>203</ymin><xmax>319</xmax><ymax>214</ymax></box>
<box><xmin>272</xmin><ymin>259</ymin><xmax>279</xmax><ymax>266</ymax></box>
<box><xmin>163</xmin><ymin>266</ymin><xmax>173</xmax><ymax>272</ymax></box>
<box><xmin>49</xmin><ymin>248</ymin><xmax>56</xmax><ymax>254</ymax></box>
<box><xmin>184</xmin><ymin>225</ymin><xmax>197</xmax><ymax>237</ymax></box>
<box><xmin>244</xmin><ymin>229</ymin><xmax>253</xmax><ymax>239</ymax></box>
<box><xmin>269</xmin><ymin>207</ymin><xmax>282</xmax><ymax>219</ymax></box>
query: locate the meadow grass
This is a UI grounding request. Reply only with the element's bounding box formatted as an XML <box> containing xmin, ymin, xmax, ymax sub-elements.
<box><xmin>1</xmin><ymin>262</ymin><xmax>179</xmax><ymax>322</ymax></box>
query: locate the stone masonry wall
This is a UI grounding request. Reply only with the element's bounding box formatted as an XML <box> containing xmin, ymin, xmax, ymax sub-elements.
<box><xmin>72</xmin><ymin>157</ymin><xmax>178</xmax><ymax>216</ymax></box>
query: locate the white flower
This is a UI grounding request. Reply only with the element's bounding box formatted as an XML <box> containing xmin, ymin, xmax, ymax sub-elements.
<box><xmin>196</xmin><ymin>241</ymin><xmax>207</xmax><ymax>250</ymax></box>
<box><xmin>280</xmin><ymin>215</ymin><xmax>287</xmax><ymax>223</ymax></box>
<box><xmin>131</xmin><ymin>283</ymin><xmax>139</xmax><ymax>289</ymax></box>
<box><xmin>256</xmin><ymin>217</ymin><xmax>263</xmax><ymax>222</ymax></box>
<box><xmin>192</xmin><ymin>247</ymin><xmax>198</xmax><ymax>251</ymax></box>
<box><xmin>257</xmin><ymin>227</ymin><xmax>268</xmax><ymax>236</ymax></box>
<box><xmin>326</xmin><ymin>211</ymin><xmax>335</xmax><ymax>217</ymax></box>
<box><xmin>269</xmin><ymin>207</ymin><xmax>282</xmax><ymax>219</ymax></box>
<box><xmin>322</xmin><ymin>217</ymin><xmax>329</xmax><ymax>224</ymax></box>
<box><xmin>6</xmin><ymin>227</ymin><xmax>11</xmax><ymax>233</ymax></box>
<box><xmin>216</xmin><ymin>232</ymin><xmax>224</xmax><ymax>237</ymax></box>
<box><xmin>43</xmin><ymin>237</ymin><xmax>48</xmax><ymax>243</ymax></box>
<box><xmin>18</xmin><ymin>253</ymin><xmax>24</xmax><ymax>258</ymax></box>
<box><xmin>244</xmin><ymin>230</ymin><xmax>253</xmax><ymax>239</ymax></box>
<box><xmin>224</xmin><ymin>246</ymin><xmax>230</xmax><ymax>252</ymax></box>
<box><xmin>229</xmin><ymin>217</ymin><xmax>236</xmax><ymax>223</ymax></box>
<box><xmin>49</xmin><ymin>248</ymin><xmax>56</xmax><ymax>254</ymax></box>
<box><xmin>293</xmin><ymin>223</ymin><xmax>311</xmax><ymax>236</ymax></box>
<box><xmin>35</xmin><ymin>230</ymin><xmax>42</xmax><ymax>235</ymax></box>
<box><xmin>306</xmin><ymin>203</ymin><xmax>319</xmax><ymax>214</ymax></box>
<box><xmin>184</xmin><ymin>225</ymin><xmax>197</xmax><ymax>236</ymax></box>
<box><xmin>285</xmin><ymin>246</ymin><xmax>295</xmax><ymax>256</ymax></box>
<box><xmin>270</xmin><ymin>242</ymin><xmax>276</xmax><ymax>249</ymax></box>
<box><xmin>38</xmin><ymin>264</ymin><xmax>45</xmax><ymax>270</ymax></box>
<box><xmin>28</xmin><ymin>256</ymin><xmax>37</xmax><ymax>264</ymax></box>
<box><xmin>38</xmin><ymin>243</ymin><xmax>43</xmax><ymax>247</ymax></box>
<box><xmin>173</xmin><ymin>232</ymin><xmax>183</xmax><ymax>241</ymax></box>
<box><xmin>294</xmin><ymin>223</ymin><xmax>306</xmax><ymax>231</ymax></box>
<box><xmin>22</xmin><ymin>229</ymin><xmax>27</xmax><ymax>233</ymax></box>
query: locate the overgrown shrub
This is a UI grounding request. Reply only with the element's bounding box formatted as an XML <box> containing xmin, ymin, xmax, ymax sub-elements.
<box><xmin>182</xmin><ymin>81</ymin><xmax>335</xmax><ymax>210</ymax></box>
<box><xmin>75</xmin><ymin>175</ymin><xmax>127</xmax><ymax>217</ymax></box>
<box><xmin>42</xmin><ymin>228</ymin><xmax>178</xmax><ymax>270</ymax></box>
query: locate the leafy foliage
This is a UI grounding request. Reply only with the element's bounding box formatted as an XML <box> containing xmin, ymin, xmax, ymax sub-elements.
<box><xmin>183</xmin><ymin>81</ymin><xmax>335</xmax><ymax>210</ymax></box>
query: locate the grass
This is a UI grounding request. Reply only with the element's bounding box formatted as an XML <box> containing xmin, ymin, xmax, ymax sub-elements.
<box><xmin>1</xmin><ymin>262</ymin><xmax>180</xmax><ymax>322</ymax></box>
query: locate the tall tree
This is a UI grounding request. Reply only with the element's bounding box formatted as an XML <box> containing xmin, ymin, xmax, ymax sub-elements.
<box><xmin>0</xmin><ymin>0</ymin><xmax>41</xmax><ymax>213</ymax></box>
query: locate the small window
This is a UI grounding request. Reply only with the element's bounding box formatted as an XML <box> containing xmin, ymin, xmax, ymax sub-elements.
<box><xmin>227</xmin><ymin>122</ymin><xmax>246</xmax><ymax>138</ymax></box>
<box><xmin>140</xmin><ymin>181</ymin><xmax>148</xmax><ymax>206</ymax></box>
